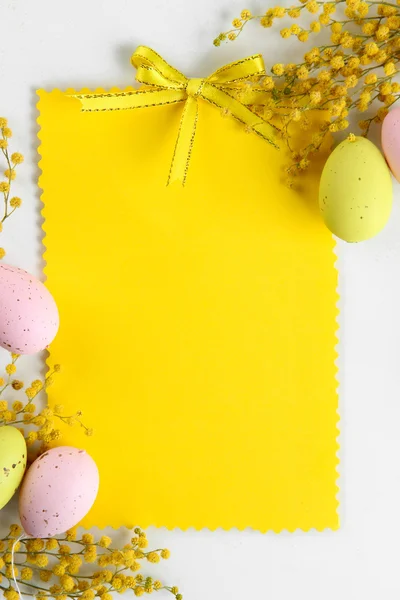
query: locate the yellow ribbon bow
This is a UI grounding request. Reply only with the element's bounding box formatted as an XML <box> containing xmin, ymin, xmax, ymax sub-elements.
<box><xmin>71</xmin><ymin>46</ymin><xmax>278</xmax><ymax>185</ymax></box>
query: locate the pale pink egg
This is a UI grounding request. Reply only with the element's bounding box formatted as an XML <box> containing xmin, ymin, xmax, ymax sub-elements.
<box><xmin>382</xmin><ymin>107</ymin><xmax>400</xmax><ymax>182</ymax></box>
<box><xmin>0</xmin><ymin>263</ymin><xmax>59</xmax><ymax>354</ymax></box>
<box><xmin>19</xmin><ymin>446</ymin><xmax>99</xmax><ymax>537</ymax></box>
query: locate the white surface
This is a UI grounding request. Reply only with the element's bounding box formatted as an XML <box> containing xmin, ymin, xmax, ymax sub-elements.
<box><xmin>1</xmin><ymin>0</ymin><xmax>400</xmax><ymax>598</ymax></box>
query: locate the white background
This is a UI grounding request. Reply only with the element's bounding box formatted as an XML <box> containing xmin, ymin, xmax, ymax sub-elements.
<box><xmin>1</xmin><ymin>0</ymin><xmax>400</xmax><ymax>599</ymax></box>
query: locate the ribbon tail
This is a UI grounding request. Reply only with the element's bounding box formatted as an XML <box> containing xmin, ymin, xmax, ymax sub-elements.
<box><xmin>70</xmin><ymin>88</ymin><xmax>185</xmax><ymax>112</ymax></box>
<box><xmin>167</xmin><ymin>96</ymin><xmax>199</xmax><ymax>186</ymax></box>
<box><xmin>202</xmin><ymin>83</ymin><xmax>278</xmax><ymax>149</ymax></box>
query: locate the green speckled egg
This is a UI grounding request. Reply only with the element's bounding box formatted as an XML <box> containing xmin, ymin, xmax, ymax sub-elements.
<box><xmin>0</xmin><ymin>426</ymin><xmax>27</xmax><ymax>509</ymax></box>
<box><xmin>319</xmin><ymin>136</ymin><xmax>393</xmax><ymax>242</ymax></box>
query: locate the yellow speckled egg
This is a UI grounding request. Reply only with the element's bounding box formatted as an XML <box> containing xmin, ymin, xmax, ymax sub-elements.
<box><xmin>319</xmin><ymin>136</ymin><xmax>392</xmax><ymax>242</ymax></box>
<box><xmin>0</xmin><ymin>426</ymin><xmax>27</xmax><ymax>510</ymax></box>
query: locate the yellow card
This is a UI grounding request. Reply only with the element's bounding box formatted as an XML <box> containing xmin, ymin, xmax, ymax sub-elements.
<box><xmin>39</xmin><ymin>88</ymin><xmax>339</xmax><ymax>532</ymax></box>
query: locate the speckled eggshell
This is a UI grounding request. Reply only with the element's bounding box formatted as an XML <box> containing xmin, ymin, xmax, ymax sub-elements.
<box><xmin>0</xmin><ymin>263</ymin><xmax>59</xmax><ymax>354</ymax></box>
<box><xmin>319</xmin><ymin>136</ymin><xmax>392</xmax><ymax>242</ymax></box>
<box><xmin>382</xmin><ymin>107</ymin><xmax>400</xmax><ymax>182</ymax></box>
<box><xmin>19</xmin><ymin>446</ymin><xmax>99</xmax><ymax>537</ymax></box>
<box><xmin>0</xmin><ymin>426</ymin><xmax>27</xmax><ymax>510</ymax></box>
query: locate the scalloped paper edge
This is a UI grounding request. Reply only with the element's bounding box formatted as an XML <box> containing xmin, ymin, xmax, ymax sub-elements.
<box><xmin>37</xmin><ymin>88</ymin><xmax>340</xmax><ymax>533</ymax></box>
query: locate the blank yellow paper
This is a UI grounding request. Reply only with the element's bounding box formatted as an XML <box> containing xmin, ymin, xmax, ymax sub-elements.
<box><xmin>38</xmin><ymin>88</ymin><xmax>339</xmax><ymax>532</ymax></box>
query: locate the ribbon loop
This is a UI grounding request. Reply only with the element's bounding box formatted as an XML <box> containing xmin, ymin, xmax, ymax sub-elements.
<box><xmin>71</xmin><ymin>46</ymin><xmax>278</xmax><ymax>185</ymax></box>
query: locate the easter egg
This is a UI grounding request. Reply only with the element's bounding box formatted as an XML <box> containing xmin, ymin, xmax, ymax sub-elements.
<box><xmin>0</xmin><ymin>263</ymin><xmax>59</xmax><ymax>354</ymax></box>
<box><xmin>382</xmin><ymin>107</ymin><xmax>400</xmax><ymax>182</ymax></box>
<box><xmin>319</xmin><ymin>136</ymin><xmax>392</xmax><ymax>242</ymax></box>
<box><xmin>19</xmin><ymin>446</ymin><xmax>99</xmax><ymax>537</ymax></box>
<box><xmin>0</xmin><ymin>426</ymin><xmax>27</xmax><ymax>510</ymax></box>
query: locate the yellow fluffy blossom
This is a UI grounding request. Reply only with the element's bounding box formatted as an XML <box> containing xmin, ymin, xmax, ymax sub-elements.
<box><xmin>68</xmin><ymin>555</ymin><xmax>83</xmax><ymax>573</ymax></box>
<box><xmin>31</xmin><ymin>379</ymin><xmax>43</xmax><ymax>390</ymax></box>
<box><xmin>232</xmin><ymin>18</ymin><xmax>242</xmax><ymax>27</ymax></box>
<box><xmin>260</xmin><ymin>16</ymin><xmax>272</xmax><ymax>27</ymax></box>
<box><xmin>99</xmin><ymin>535</ymin><xmax>112</xmax><ymax>548</ymax></box>
<box><xmin>306</xmin><ymin>0</ymin><xmax>319</xmax><ymax>13</ymax></box>
<box><xmin>26</xmin><ymin>430</ymin><xmax>38</xmax><ymax>445</ymax></box>
<box><xmin>309</xmin><ymin>91</ymin><xmax>322</xmax><ymax>105</ymax></box>
<box><xmin>146</xmin><ymin>552</ymin><xmax>160</xmax><ymax>564</ymax></box>
<box><xmin>40</xmin><ymin>570</ymin><xmax>53</xmax><ymax>582</ymax></box>
<box><xmin>272</xmin><ymin>6</ymin><xmax>286</xmax><ymax>17</ymax></box>
<box><xmin>36</xmin><ymin>554</ymin><xmax>49</xmax><ymax>567</ymax></box>
<box><xmin>288</xmin><ymin>6</ymin><xmax>301</xmax><ymax>18</ymax></box>
<box><xmin>4</xmin><ymin>169</ymin><xmax>16</xmax><ymax>180</ymax></box>
<box><xmin>376</xmin><ymin>107</ymin><xmax>389</xmax><ymax>121</ymax></box>
<box><xmin>131</xmin><ymin>561</ymin><xmax>141</xmax><ymax>572</ymax></box>
<box><xmin>362</xmin><ymin>22</ymin><xmax>378</xmax><ymax>35</ymax></box>
<box><xmin>21</xmin><ymin>567</ymin><xmax>33</xmax><ymax>581</ymax></box>
<box><xmin>378</xmin><ymin>3</ymin><xmax>397</xmax><ymax>16</ymax></box>
<box><xmin>324</xmin><ymin>2</ymin><xmax>336</xmax><ymax>14</ymax></box>
<box><xmin>345</xmin><ymin>74</ymin><xmax>358</xmax><ymax>88</ymax></box>
<box><xmin>297</xmin><ymin>65</ymin><xmax>309</xmax><ymax>80</ymax></box>
<box><xmin>52</xmin><ymin>564</ymin><xmax>65</xmax><ymax>577</ymax></box>
<box><xmin>381</xmin><ymin>82</ymin><xmax>393</xmax><ymax>96</ymax></box>
<box><xmin>25</xmin><ymin>386</ymin><xmax>36</xmax><ymax>399</ymax></box>
<box><xmin>387</xmin><ymin>15</ymin><xmax>400</xmax><ymax>28</ymax></box>
<box><xmin>84</xmin><ymin>545</ymin><xmax>97</xmax><ymax>562</ymax></box>
<box><xmin>376</xmin><ymin>49</ymin><xmax>388</xmax><ymax>63</ymax></box>
<box><xmin>9</xmin><ymin>524</ymin><xmax>22</xmax><ymax>538</ymax></box>
<box><xmin>10</xmin><ymin>152</ymin><xmax>24</xmax><ymax>164</ymax></box>
<box><xmin>384</xmin><ymin>62</ymin><xmax>396</xmax><ymax>76</ymax></box>
<box><xmin>6</xmin><ymin>566</ymin><xmax>18</xmax><ymax>579</ymax></box>
<box><xmin>365</xmin><ymin>41</ymin><xmax>379</xmax><ymax>56</ymax></box>
<box><xmin>82</xmin><ymin>532</ymin><xmax>94</xmax><ymax>544</ymax></box>
<box><xmin>330</xmin><ymin>55</ymin><xmax>345</xmax><ymax>69</ymax></box>
<box><xmin>60</xmin><ymin>575</ymin><xmax>75</xmax><ymax>592</ymax></box>
<box><xmin>45</xmin><ymin>538</ymin><xmax>58</xmax><ymax>550</ymax></box>
<box><xmin>65</xmin><ymin>526</ymin><xmax>77</xmax><ymax>541</ymax></box>
<box><xmin>240</xmin><ymin>9</ymin><xmax>251</xmax><ymax>19</ymax></box>
<box><xmin>358</xmin><ymin>1</ymin><xmax>369</xmax><ymax>16</ymax></box>
<box><xmin>376</xmin><ymin>25</ymin><xmax>390</xmax><ymax>41</ymax></box>
<box><xmin>365</xmin><ymin>73</ymin><xmax>377</xmax><ymax>84</ymax></box>
<box><xmin>348</xmin><ymin>56</ymin><xmax>360</xmax><ymax>69</ymax></box>
<box><xmin>272</xmin><ymin>63</ymin><xmax>285</xmax><ymax>76</ymax></box>
<box><xmin>318</xmin><ymin>70</ymin><xmax>331</xmax><ymax>82</ymax></box>
<box><xmin>12</xmin><ymin>400</ymin><xmax>23</xmax><ymax>412</ymax></box>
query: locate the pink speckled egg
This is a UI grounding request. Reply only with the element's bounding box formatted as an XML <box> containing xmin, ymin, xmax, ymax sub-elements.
<box><xmin>0</xmin><ymin>263</ymin><xmax>59</xmax><ymax>354</ymax></box>
<box><xmin>382</xmin><ymin>107</ymin><xmax>400</xmax><ymax>182</ymax></box>
<box><xmin>19</xmin><ymin>446</ymin><xmax>99</xmax><ymax>537</ymax></box>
